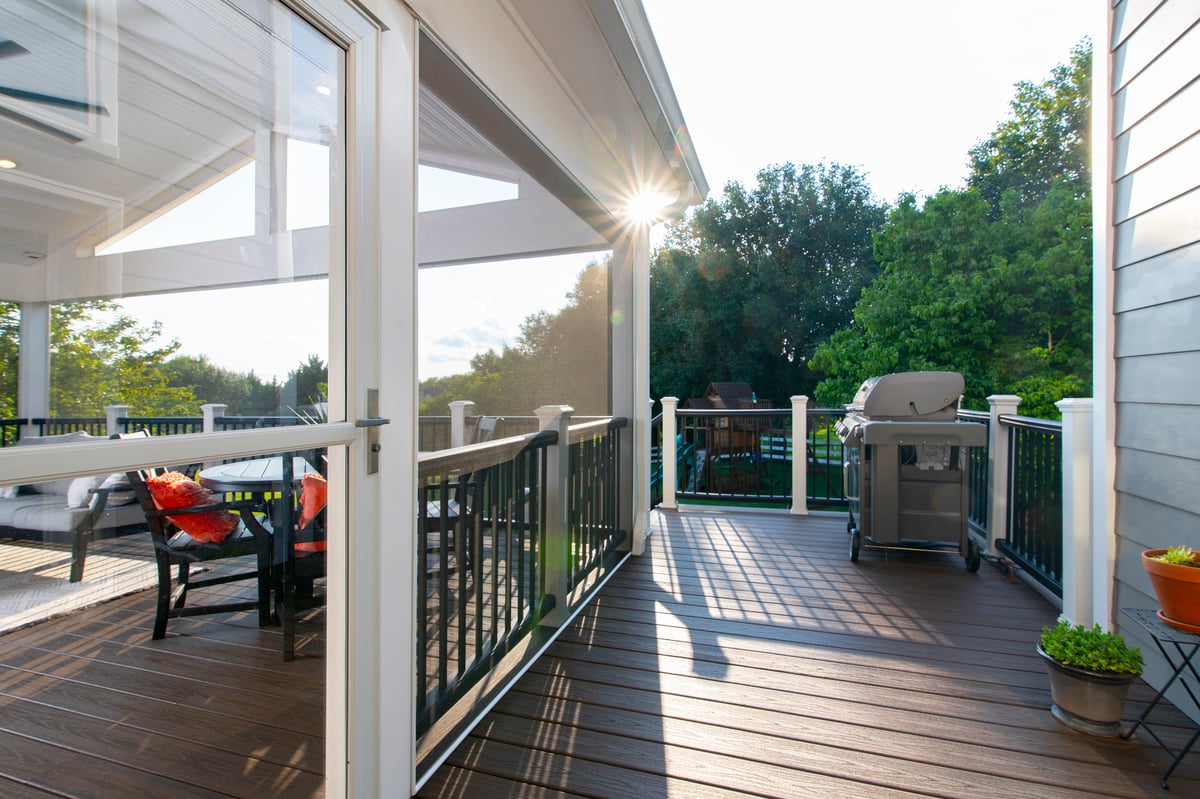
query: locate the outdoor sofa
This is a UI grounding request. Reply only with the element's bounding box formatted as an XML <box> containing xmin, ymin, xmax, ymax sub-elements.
<box><xmin>0</xmin><ymin>431</ymin><xmax>148</xmax><ymax>582</ymax></box>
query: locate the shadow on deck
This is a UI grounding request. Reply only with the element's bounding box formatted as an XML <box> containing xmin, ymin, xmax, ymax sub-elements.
<box><xmin>1</xmin><ymin>509</ymin><xmax>1197</xmax><ymax>797</ymax></box>
<box><xmin>420</xmin><ymin>508</ymin><xmax>1199</xmax><ymax>798</ymax></box>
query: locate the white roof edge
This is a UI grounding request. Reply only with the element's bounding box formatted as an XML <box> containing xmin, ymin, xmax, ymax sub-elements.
<box><xmin>587</xmin><ymin>0</ymin><xmax>709</xmax><ymax>209</ymax></box>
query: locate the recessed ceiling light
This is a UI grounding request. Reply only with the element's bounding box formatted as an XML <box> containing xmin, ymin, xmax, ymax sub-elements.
<box><xmin>0</xmin><ymin>158</ymin><xmax>19</xmax><ymax>169</ymax></box>
<box><xmin>315</xmin><ymin>85</ymin><xmax>331</xmax><ymax>96</ymax></box>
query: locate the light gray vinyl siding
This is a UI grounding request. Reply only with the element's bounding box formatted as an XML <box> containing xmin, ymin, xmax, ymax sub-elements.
<box><xmin>1114</xmin><ymin>76</ymin><xmax>1200</xmax><ymax>176</ymax></box>
<box><xmin>1115</xmin><ymin>403</ymin><xmax>1200</xmax><ymax>459</ymax></box>
<box><xmin>1113</xmin><ymin>129</ymin><xmax>1200</xmax><ymax>220</ymax></box>
<box><xmin>1110</xmin><ymin>0</ymin><xmax>1200</xmax><ymax>718</ymax></box>
<box><xmin>1113</xmin><ymin>240</ymin><xmax>1200</xmax><ymax>311</ymax></box>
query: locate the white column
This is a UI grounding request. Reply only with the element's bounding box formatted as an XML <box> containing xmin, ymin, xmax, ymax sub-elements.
<box><xmin>536</xmin><ymin>404</ymin><xmax>574</xmax><ymax>627</ymax></box>
<box><xmin>610</xmin><ymin>226</ymin><xmax>651</xmax><ymax>555</ymax></box>
<box><xmin>661</xmin><ymin>397</ymin><xmax>678</xmax><ymax>510</ymax></box>
<box><xmin>1057</xmin><ymin>398</ymin><xmax>1094</xmax><ymax>626</ymax></box>
<box><xmin>201</xmin><ymin>403</ymin><xmax>228</xmax><ymax>433</ymax></box>
<box><xmin>1091</xmin><ymin>2</ymin><xmax>1118</xmax><ymax>633</ymax></box>
<box><xmin>104</xmin><ymin>405</ymin><xmax>131</xmax><ymax>437</ymax></box>
<box><xmin>17</xmin><ymin>302</ymin><xmax>50</xmax><ymax>439</ymax></box>
<box><xmin>448</xmin><ymin>400</ymin><xmax>474</xmax><ymax>447</ymax></box>
<box><xmin>790</xmin><ymin>395</ymin><xmax>809</xmax><ymax>515</ymax></box>
<box><xmin>986</xmin><ymin>394</ymin><xmax>1022</xmax><ymax>554</ymax></box>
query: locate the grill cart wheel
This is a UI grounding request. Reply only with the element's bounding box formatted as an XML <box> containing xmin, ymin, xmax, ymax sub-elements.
<box><xmin>849</xmin><ymin>527</ymin><xmax>861</xmax><ymax>562</ymax></box>
<box><xmin>966</xmin><ymin>540</ymin><xmax>981</xmax><ymax>572</ymax></box>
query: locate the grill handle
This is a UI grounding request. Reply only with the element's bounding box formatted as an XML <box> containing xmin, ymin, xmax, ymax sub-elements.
<box><xmin>843</xmin><ymin>460</ymin><xmax>857</xmax><ymax>502</ymax></box>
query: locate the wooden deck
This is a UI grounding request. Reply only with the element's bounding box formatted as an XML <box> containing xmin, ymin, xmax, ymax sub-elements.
<box><xmin>419</xmin><ymin>509</ymin><xmax>1200</xmax><ymax>798</ymax></box>
<box><xmin>0</xmin><ymin>569</ymin><xmax>325</xmax><ymax>798</ymax></box>
<box><xmin>1</xmin><ymin>509</ymin><xmax>1198</xmax><ymax>797</ymax></box>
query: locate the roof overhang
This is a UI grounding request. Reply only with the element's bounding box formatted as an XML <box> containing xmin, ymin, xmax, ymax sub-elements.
<box><xmin>409</xmin><ymin>0</ymin><xmax>707</xmax><ymax>240</ymax></box>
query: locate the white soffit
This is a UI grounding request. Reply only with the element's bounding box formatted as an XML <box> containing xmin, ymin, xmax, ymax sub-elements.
<box><xmin>408</xmin><ymin>0</ymin><xmax>706</xmax><ymax>230</ymax></box>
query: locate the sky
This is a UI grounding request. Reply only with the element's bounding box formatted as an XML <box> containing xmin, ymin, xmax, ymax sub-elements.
<box><xmin>122</xmin><ymin>1</ymin><xmax>1095</xmax><ymax>384</ymax></box>
<box><xmin>642</xmin><ymin>0</ymin><xmax>1094</xmax><ymax>203</ymax></box>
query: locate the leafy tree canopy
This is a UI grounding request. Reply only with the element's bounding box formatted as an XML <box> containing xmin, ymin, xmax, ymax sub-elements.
<box><xmin>2</xmin><ymin>300</ymin><xmax>325</xmax><ymax>419</ymax></box>
<box><xmin>162</xmin><ymin>355</ymin><xmax>282</xmax><ymax>415</ymax></box>
<box><xmin>650</xmin><ymin>162</ymin><xmax>886</xmax><ymax>406</ymax></box>
<box><xmin>811</xmin><ymin>41</ymin><xmax>1092</xmax><ymax>419</ymax></box>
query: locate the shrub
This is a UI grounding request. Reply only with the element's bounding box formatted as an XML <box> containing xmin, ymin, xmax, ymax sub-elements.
<box><xmin>1039</xmin><ymin>620</ymin><xmax>1143</xmax><ymax>675</ymax></box>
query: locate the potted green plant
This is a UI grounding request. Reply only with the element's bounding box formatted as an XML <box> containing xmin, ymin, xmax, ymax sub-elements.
<box><xmin>1142</xmin><ymin>546</ymin><xmax>1200</xmax><ymax>632</ymax></box>
<box><xmin>1036</xmin><ymin>620</ymin><xmax>1143</xmax><ymax>737</ymax></box>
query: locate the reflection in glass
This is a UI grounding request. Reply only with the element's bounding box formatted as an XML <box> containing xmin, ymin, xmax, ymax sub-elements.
<box><xmin>0</xmin><ymin>0</ymin><xmax>342</xmax><ymax>421</ymax></box>
<box><xmin>417</xmin><ymin>38</ymin><xmax>611</xmax><ymax>424</ymax></box>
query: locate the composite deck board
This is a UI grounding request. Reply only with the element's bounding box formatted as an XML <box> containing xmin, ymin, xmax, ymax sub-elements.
<box><xmin>0</xmin><ymin>583</ymin><xmax>324</xmax><ymax>798</ymax></box>
<box><xmin>420</xmin><ymin>509</ymin><xmax>1200</xmax><ymax>798</ymax></box>
<box><xmin>2</xmin><ymin>508</ymin><xmax>1198</xmax><ymax>797</ymax></box>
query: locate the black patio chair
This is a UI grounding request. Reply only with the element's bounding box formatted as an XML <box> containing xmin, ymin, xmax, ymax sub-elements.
<box><xmin>125</xmin><ymin>466</ymin><xmax>273</xmax><ymax>640</ymax></box>
<box><xmin>275</xmin><ymin>463</ymin><xmax>326</xmax><ymax>662</ymax></box>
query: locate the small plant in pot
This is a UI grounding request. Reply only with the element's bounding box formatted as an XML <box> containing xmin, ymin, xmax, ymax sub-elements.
<box><xmin>1142</xmin><ymin>545</ymin><xmax>1200</xmax><ymax>633</ymax></box>
<box><xmin>1037</xmin><ymin>620</ymin><xmax>1143</xmax><ymax>737</ymax></box>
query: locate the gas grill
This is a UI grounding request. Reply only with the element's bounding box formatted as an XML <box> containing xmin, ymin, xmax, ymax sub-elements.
<box><xmin>835</xmin><ymin>371</ymin><xmax>987</xmax><ymax>569</ymax></box>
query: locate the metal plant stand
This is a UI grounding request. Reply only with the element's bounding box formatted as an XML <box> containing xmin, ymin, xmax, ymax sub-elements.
<box><xmin>1120</xmin><ymin>607</ymin><xmax>1200</xmax><ymax>789</ymax></box>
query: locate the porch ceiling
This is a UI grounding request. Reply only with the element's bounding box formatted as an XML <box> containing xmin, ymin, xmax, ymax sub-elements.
<box><xmin>0</xmin><ymin>0</ymin><xmax>705</xmax><ymax>303</ymax></box>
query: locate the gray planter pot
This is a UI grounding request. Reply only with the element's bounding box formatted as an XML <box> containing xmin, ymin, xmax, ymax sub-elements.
<box><xmin>1037</xmin><ymin>644</ymin><xmax>1137</xmax><ymax>737</ymax></box>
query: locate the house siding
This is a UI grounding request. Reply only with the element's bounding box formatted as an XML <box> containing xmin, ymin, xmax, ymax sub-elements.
<box><xmin>1109</xmin><ymin>0</ymin><xmax>1200</xmax><ymax>713</ymax></box>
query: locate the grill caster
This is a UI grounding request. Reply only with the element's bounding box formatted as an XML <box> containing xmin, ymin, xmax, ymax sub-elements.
<box><xmin>965</xmin><ymin>540</ymin><xmax>981</xmax><ymax>572</ymax></box>
<box><xmin>849</xmin><ymin>527</ymin><xmax>861</xmax><ymax>562</ymax></box>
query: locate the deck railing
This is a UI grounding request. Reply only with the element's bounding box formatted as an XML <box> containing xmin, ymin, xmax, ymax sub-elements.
<box><xmin>32</xmin><ymin>416</ymin><xmax>106</xmax><ymax>436</ymax></box>
<box><xmin>414</xmin><ymin>410</ymin><xmax>628</xmax><ymax>777</ymax></box>
<box><xmin>651</xmin><ymin>400</ymin><xmax>846</xmax><ymax>511</ymax></box>
<box><xmin>121</xmin><ymin>416</ymin><xmax>204</xmax><ymax>436</ymax></box>
<box><xmin>0</xmin><ymin>418</ymin><xmax>25</xmax><ymax>447</ymax></box>
<box><xmin>5</xmin><ymin>394</ymin><xmax>1064</xmax><ymax>601</ymax></box>
<box><xmin>957</xmin><ymin>409</ymin><xmax>991</xmax><ymax>534</ymax></box>
<box><xmin>651</xmin><ymin>395</ymin><xmax>1063</xmax><ymax>598</ymax></box>
<box><xmin>997</xmin><ymin>414</ymin><xmax>1063</xmax><ymax>595</ymax></box>
<box><xmin>567</xmin><ymin>418</ymin><xmax>627</xmax><ymax>591</ymax></box>
<box><xmin>416</xmin><ymin>429</ymin><xmax>554</xmax><ymax>741</ymax></box>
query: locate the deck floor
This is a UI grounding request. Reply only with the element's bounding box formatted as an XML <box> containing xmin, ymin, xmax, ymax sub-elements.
<box><xmin>1</xmin><ymin>509</ymin><xmax>1198</xmax><ymax>797</ymax></box>
<box><xmin>0</xmin><ymin>571</ymin><xmax>325</xmax><ymax>798</ymax></box>
<box><xmin>419</xmin><ymin>508</ymin><xmax>1200</xmax><ymax>798</ymax></box>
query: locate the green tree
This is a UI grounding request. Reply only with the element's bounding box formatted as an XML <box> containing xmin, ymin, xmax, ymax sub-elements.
<box><xmin>969</xmin><ymin>40</ymin><xmax>1090</xmax><ymax>217</ymax></box>
<box><xmin>49</xmin><ymin>301</ymin><xmax>196</xmax><ymax>415</ymax></box>
<box><xmin>163</xmin><ymin>355</ymin><xmax>281</xmax><ymax>415</ymax></box>
<box><xmin>281</xmin><ymin>354</ymin><xmax>328</xmax><ymax>414</ymax></box>
<box><xmin>650</xmin><ymin>162</ymin><xmax>886</xmax><ymax>405</ymax></box>
<box><xmin>811</xmin><ymin>42</ymin><xmax>1093</xmax><ymax>418</ymax></box>
<box><xmin>0</xmin><ymin>302</ymin><xmax>19</xmax><ymax>417</ymax></box>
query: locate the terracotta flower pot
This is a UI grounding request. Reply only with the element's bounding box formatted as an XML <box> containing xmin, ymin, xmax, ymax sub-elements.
<box><xmin>1142</xmin><ymin>549</ymin><xmax>1200</xmax><ymax>633</ymax></box>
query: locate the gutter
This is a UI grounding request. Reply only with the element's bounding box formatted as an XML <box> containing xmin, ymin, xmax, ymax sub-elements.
<box><xmin>585</xmin><ymin>0</ymin><xmax>710</xmax><ymax>216</ymax></box>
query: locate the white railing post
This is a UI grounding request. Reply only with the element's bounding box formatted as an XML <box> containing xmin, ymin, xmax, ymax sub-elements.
<box><xmin>790</xmin><ymin>395</ymin><xmax>809</xmax><ymax>515</ymax></box>
<box><xmin>448</xmin><ymin>400</ymin><xmax>475</xmax><ymax>448</ymax></box>
<box><xmin>986</xmin><ymin>394</ymin><xmax>1021</xmax><ymax>554</ymax></box>
<box><xmin>661</xmin><ymin>397</ymin><xmax>678</xmax><ymax>510</ymax></box>
<box><xmin>1057</xmin><ymin>398</ymin><xmax>1095</xmax><ymax>626</ymax></box>
<box><xmin>104</xmin><ymin>404</ymin><xmax>130</xmax><ymax>437</ymax></box>
<box><xmin>535</xmin><ymin>404</ymin><xmax>574</xmax><ymax>627</ymax></box>
<box><xmin>201</xmin><ymin>403</ymin><xmax>227</xmax><ymax>434</ymax></box>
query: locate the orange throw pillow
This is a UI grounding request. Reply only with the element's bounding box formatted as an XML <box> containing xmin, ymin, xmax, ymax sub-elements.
<box><xmin>145</xmin><ymin>471</ymin><xmax>238</xmax><ymax>543</ymax></box>
<box><xmin>298</xmin><ymin>473</ymin><xmax>328</xmax><ymax>530</ymax></box>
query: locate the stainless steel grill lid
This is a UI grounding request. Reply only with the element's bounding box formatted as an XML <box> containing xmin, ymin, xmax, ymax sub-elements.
<box><xmin>836</xmin><ymin>371</ymin><xmax>985</xmax><ymax>448</ymax></box>
<box><xmin>848</xmin><ymin>371</ymin><xmax>964</xmax><ymax>421</ymax></box>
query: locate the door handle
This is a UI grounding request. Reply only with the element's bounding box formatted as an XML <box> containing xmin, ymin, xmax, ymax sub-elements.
<box><xmin>355</xmin><ymin>417</ymin><xmax>390</xmax><ymax>427</ymax></box>
<box><xmin>358</xmin><ymin>388</ymin><xmax>390</xmax><ymax>474</ymax></box>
